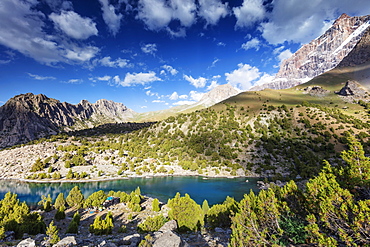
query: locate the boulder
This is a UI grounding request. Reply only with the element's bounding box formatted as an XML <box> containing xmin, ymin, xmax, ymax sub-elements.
<box><xmin>158</xmin><ymin>219</ymin><xmax>178</xmax><ymax>232</ymax></box>
<box><xmin>53</xmin><ymin>236</ymin><xmax>77</xmax><ymax>247</ymax></box>
<box><xmin>153</xmin><ymin>231</ymin><xmax>189</xmax><ymax>247</ymax></box>
<box><xmin>17</xmin><ymin>238</ymin><xmax>36</xmax><ymax>247</ymax></box>
<box><xmin>122</xmin><ymin>233</ymin><xmax>141</xmax><ymax>246</ymax></box>
<box><xmin>98</xmin><ymin>240</ymin><xmax>117</xmax><ymax>247</ymax></box>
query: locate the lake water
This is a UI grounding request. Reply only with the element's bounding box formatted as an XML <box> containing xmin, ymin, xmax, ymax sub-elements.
<box><xmin>0</xmin><ymin>176</ymin><xmax>260</xmax><ymax>206</ymax></box>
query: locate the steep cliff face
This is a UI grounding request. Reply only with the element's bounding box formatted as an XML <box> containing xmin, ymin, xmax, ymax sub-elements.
<box><xmin>0</xmin><ymin>93</ymin><xmax>136</xmax><ymax>148</ymax></box>
<box><xmin>251</xmin><ymin>13</ymin><xmax>370</xmax><ymax>91</ymax></box>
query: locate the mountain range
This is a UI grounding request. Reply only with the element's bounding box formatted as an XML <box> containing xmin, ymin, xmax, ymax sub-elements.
<box><xmin>1</xmin><ymin>13</ymin><xmax>370</xmax><ymax>149</ymax></box>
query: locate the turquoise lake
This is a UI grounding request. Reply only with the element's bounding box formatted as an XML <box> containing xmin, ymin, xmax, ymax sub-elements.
<box><xmin>0</xmin><ymin>176</ymin><xmax>260</xmax><ymax>205</ymax></box>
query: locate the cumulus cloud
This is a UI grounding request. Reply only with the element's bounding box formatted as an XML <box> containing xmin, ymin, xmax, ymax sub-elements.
<box><xmin>184</xmin><ymin>75</ymin><xmax>207</xmax><ymax>88</ymax></box>
<box><xmin>161</xmin><ymin>65</ymin><xmax>178</xmax><ymax>75</ymax></box>
<box><xmin>277</xmin><ymin>49</ymin><xmax>293</xmax><ymax>63</ymax></box>
<box><xmin>137</xmin><ymin>0</ymin><xmax>196</xmax><ymax>36</ymax></box>
<box><xmin>253</xmin><ymin>73</ymin><xmax>275</xmax><ymax>86</ymax></box>
<box><xmin>241</xmin><ymin>38</ymin><xmax>261</xmax><ymax>51</ymax></box>
<box><xmin>260</xmin><ymin>0</ymin><xmax>370</xmax><ymax>45</ymax></box>
<box><xmin>198</xmin><ymin>0</ymin><xmax>229</xmax><ymax>27</ymax></box>
<box><xmin>190</xmin><ymin>90</ymin><xmax>204</xmax><ymax>101</ymax></box>
<box><xmin>141</xmin><ymin>43</ymin><xmax>157</xmax><ymax>55</ymax></box>
<box><xmin>99</xmin><ymin>0</ymin><xmax>123</xmax><ymax>35</ymax></box>
<box><xmin>113</xmin><ymin>71</ymin><xmax>161</xmax><ymax>87</ymax></box>
<box><xmin>233</xmin><ymin>0</ymin><xmax>266</xmax><ymax>29</ymax></box>
<box><xmin>207</xmin><ymin>75</ymin><xmax>221</xmax><ymax>90</ymax></box>
<box><xmin>98</xmin><ymin>56</ymin><xmax>131</xmax><ymax>68</ymax></box>
<box><xmin>0</xmin><ymin>0</ymin><xmax>99</xmax><ymax>65</ymax></box>
<box><xmin>28</xmin><ymin>73</ymin><xmax>56</xmax><ymax>80</ymax></box>
<box><xmin>49</xmin><ymin>11</ymin><xmax>98</xmax><ymax>40</ymax></box>
<box><xmin>225</xmin><ymin>63</ymin><xmax>261</xmax><ymax>91</ymax></box>
<box><xmin>152</xmin><ymin>99</ymin><xmax>165</xmax><ymax>103</ymax></box>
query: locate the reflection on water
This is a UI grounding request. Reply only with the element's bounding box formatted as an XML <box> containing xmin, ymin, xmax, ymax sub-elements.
<box><xmin>0</xmin><ymin>176</ymin><xmax>259</xmax><ymax>205</ymax></box>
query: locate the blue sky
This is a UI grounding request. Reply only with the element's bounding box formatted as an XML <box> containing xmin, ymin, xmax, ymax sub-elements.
<box><xmin>0</xmin><ymin>0</ymin><xmax>370</xmax><ymax>112</ymax></box>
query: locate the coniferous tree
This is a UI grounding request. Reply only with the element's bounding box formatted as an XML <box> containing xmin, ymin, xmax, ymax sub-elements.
<box><xmin>152</xmin><ymin>198</ymin><xmax>160</xmax><ymax>212</ymax></box>
<box><xmin>45</xmin><ymin>221</ymin><xmax>60</xmax><ymax>245</ymax></box>
<box><xmin>54</xmin><ymin>193</ymin><xmax>66</xmax><ymax>210</ymax></box>
<box><xmin>66</xmin><ymin>186</ymin><xmax>84</xmax><ymax>209</ymax></box>
<box><xmin>168</xmin><ymin>193</ymin><xmax>204</xmax><ymax>232</ymax></box>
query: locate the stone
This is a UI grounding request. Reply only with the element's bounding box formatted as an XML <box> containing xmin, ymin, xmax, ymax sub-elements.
<box><xmin>153</xmin><ymin>231</ymin><xmax>189</xmax><ymax>247</ymax></box>
<box><xmin>158</xmin><ymin>220</ymin><xmax>178</xmax><ymax>233</ymax></box>
<box><xmin>98</xmin><ymin>240</ymin><xmax>117</xmax><ymax>247</ymax></box>
<box><xmin>53</xmin><ymin>236</ymin><xmax>77</xmax><ymax>247</ymax></box>
<box><xmin>122</xmin><ymin>233</ymin><xmax>141</xmax><ymax>246</ymax></box>
<box><xmin>17</xmin><ymin>238</ymin><xmax>36</xmax><ymax>247</ymax></box>
<box><xmin>214</xmin><ymin>227</ymin><xmax>224</xmax><ymax>233</ymax></box>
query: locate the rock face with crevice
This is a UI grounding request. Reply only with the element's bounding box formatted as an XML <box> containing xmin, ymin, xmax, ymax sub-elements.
<box><xmin>0</xmin><ymin>93</ymin><xmax>136</xmax><ymax>148</ymax></box>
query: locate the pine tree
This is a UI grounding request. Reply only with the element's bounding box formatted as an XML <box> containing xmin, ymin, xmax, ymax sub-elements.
<box><xmin>201</xmin><ymin>199</ymin><xmax>210</xmax><ymax>215</ymax></box>
<box><xmin>66</xmin><ymin>186</ymin><xmax>84</xmax><ymax>209</ymax></box>
<box><xmin>45</xmin><ymin>221</ymin><xmax>60</xmax><ymax>245</ymax></box>
<box><xmin>54</xmin><ymin>193</ymin><xmax>66</xmax><ymax>210</ymax></box>
<box><xmin>168</xmin><ymin>193</ymin><xmax>204</xmax><ymax>232</ymax></box>
<box><xmin>152</xmin><ymin>198</ymin><xmax>160</xmax><ymax>212</ymax></box>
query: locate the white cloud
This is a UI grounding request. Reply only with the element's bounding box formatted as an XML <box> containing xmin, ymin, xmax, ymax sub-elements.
<box><xmin>170</xmin><ymin>0</ymin><xmax>197</xmax><ymax>27</ymax></box>
<box><xmin>209</xmin><ymin>58</ymin><xmax>220</xmax><ymax>68</ymax></box>
<box><xmin>233</xmin><ymin>0</ymin><xmax>266</xmax><ymax>29</ymax></box>
<box><xmin>198</xmin><ymin>0</ymin><xmax>229</xmax><ymax>27</ymax></box>
<box><xmin>97</xmin><ymin>75</ymin><xmax>112</xmax><ymax>81</ymax></box>
<box><xmin>28</xmin><ymin>73</ymin><xmax>56</xmax><ymax>80</ymax></box>
<box><xmin>98</xmin><ymin>56</ymin><xmax>130</xmax><ymax>68</ymax></box>
<box><xmin>161</xmin><ymin>65</ymin><xmax>178</xmax><ymax>75</ymax></box>
<box><xmin>260</xmin><ymin>0</ymin><xmax>370</xmax><ymax>45</ymax></box>
<box><xmin>184</xmin><ymin>75</ymin><xmax>207</xmax><ymax>88</ymax></box>
<box><xmin>137</xmin><ymin>0</ymin><xmax>196</xmax><ymax>36</ymax></box>
<box><xmin>241</xmin><ymin>37</ymin><xmax>261</xmax><ymax>51</ymax></box>
<box><xmin>225</xmin><ymin>63</ymin><xmax>261</xmax><ymax>91</ymax></box>
<box><xmin>99</xmin><ymin>0</ymin><xmax>123</xmax><ymax>35</ymax></box>
<box><xmin>141</xmin><ymin>43</ymin><xmax>157</xmax><ymax>55</ymax></box>
<box><xmin>189</xmin><ymin>91</ymin><xmax>204</xmax><ymax>101</ymax></box>
<box><xmin>152</xmin><ymin>99</ymin><xmax>165</xmax><ymax>103</ymax></box>
<box><xmin>49</xmin><ymin>11</ymin><xmax>98</xmax><ymax>40</ymax></box>
<box><xmin>173</xmin><ymin>100</ymin><xmax>197</xmax><ymax>106</ymax></box>
<box><xmin>113</xmin><ymin>71</ymin><xmax>161</xmax><ymax>87</ymax></box>
<box><xmin>62</xmin><ymin>78</ymin><xmax>83</xmax><ymax>84</ymax></box>
<box><xmin>207</xmin><ymin>75</ymin><xmax>221</xmax><ymax>90</ymax></box>
<box><xmin>277</xmin><ymin>49</ymin><xmax>293</xmax><ymax>63</ymax></box>
<box><xmin>169</xmin><ymin>92</ymin><xmax>179</xmax><ymax>100</ymax></box>
<box><xmin>217</xmin><ymin>42</ymin><xmax>226</xmax><ymax>46</ymax></box>
<box><xmin>253</xmin><ymin>73</ymin><xmax>275</xmax><ymax>86</ymax></box>
<box><xmin>0</xmin><ymin>0</ymin><xmax>99</xmax><ymax>65</ymax></box>
<box><xmin>137</xmin><ymin>0</ymin><xmax>173</xmax><ymax>30</ymax></box>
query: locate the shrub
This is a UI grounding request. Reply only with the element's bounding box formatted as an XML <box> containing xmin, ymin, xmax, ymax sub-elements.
<box><xmin>89</xmin><ymin>212</ymin><xmax>114</xmax><ymax>235</ymax></box>
<box><xmin>84</xmin><ymin>190</ymin><xmax>107</xmax><ymax>208</ymax></box>
<box><xmin>45</xmin><ymin>221</ymin><xmax>60</xmax><ymax>245</ymax></box>
<box><xmin>167</xmin><ymin>193</ymin><xmax>204</xmax><ymax>232</ymax></box>
<box><xmin>54</xmin><ymin>206</ymin><xmax>66</xmax><ymax>221</ymax></box>
<box><xmin>66</xmin><ymin>220</ymin><xmax>78</xmax><ymax>234</ymax></box>
<box><xmin>138</xmin><ymin>215</ymin><xmax>167</xmax><ymax>232</ymax></box>
<box><xmin>152</xmin><ymin>198</ymin><xmax>160</xmax><ymax>212</ymax></box>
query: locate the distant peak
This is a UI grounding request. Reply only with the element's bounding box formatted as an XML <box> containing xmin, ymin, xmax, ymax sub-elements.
<box><xmin>333</xmin><ymin>13</ymin><xmax>351</xmax><ymax>25</ymax></box>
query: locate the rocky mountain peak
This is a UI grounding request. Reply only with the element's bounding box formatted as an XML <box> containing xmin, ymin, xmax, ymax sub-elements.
<box><xmin>250</xmin><ymin>14</ymin><xmax>370</xmax><ymax>91</ymax></box>
<box><xmin>0</xmin><ymin>93</ymin><xmax>136</xmax><ymax>148</ymax></box>
<box><xmin>197</xmin><ymin>84</ymin><xmax>239</xmax><ymax>107</ymax></box>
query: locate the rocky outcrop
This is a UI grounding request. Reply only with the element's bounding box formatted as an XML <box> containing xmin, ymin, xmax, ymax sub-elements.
<box><xmin>336</xmin><ymin>81</ymin><xmax>368</xmax><ymax>99</ymax></box>
<box><xmin>338</xmin><ymin>28</ymin><xmax>370</xmax><ymax>67</ymax></box>
<box><xmin>250</xmin><ymin>13</ymin><xmax>370</xmax><ymax>91</ymax></box>
<box><xmin>303</xmin><ymin>86</ymin><xmax>330</xmax><ymax>97</ymax></box>
<box><xmin>0</xmin><ymin>93</ymin><xmax>136</xmax><ymax>148</ymax></box>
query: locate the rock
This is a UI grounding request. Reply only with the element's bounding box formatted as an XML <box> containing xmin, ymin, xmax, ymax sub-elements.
<box><xmin>303</xmin><ymin>86</ymin><xmax>330</xmax><ymax>96</ymax></box>
<box><xmin>98</xmin><ymin>240</ymin><xmax>117</xmax><ymax>247</ymax></box>
<box><xmin>17</xmin><ymin>238</ymin><xmax>36</xmax><ymax>247</ymax></box>
<box><xmin>337</xmin><ymin>80</ymin><xmax>368</xmax><ymax>97</ymax></box>
<box><xmin>122</xmin><ymin>233</ymin><xmax>141</xmax><ymax>246</ymax></box>
<box><xmin>53</xmin><ymin>236</ymin><xmax>77</xmax><ymax>247</ymax></box>
<box><xmin>153</xmin><ymin>231</ymin><xmax>189</xmax><ymax>247</ymax></box>
<box><xmin>4</xmin><ymin>231</ymin><xmax>15</xmax><ymax>241</ymax></box>
<box><xmin>214</xmin><ymin>227</ymin><xmax>224</xmax><ymax>233</ymax></box>
<box><xmin>158</xmin><ymin>220</ymin><xmax>178</xmax><ymax>232</ymax></box>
